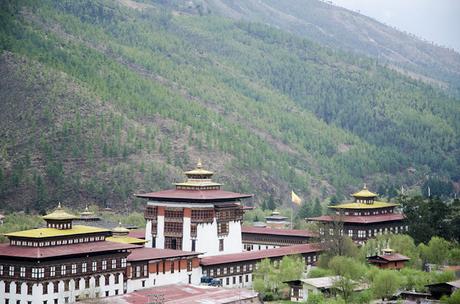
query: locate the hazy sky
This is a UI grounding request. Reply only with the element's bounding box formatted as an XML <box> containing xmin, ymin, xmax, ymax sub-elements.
<box><xmin>331</xmin><ymin>0</ymin><xmax>460</xmax><ymax>52</ymax></box>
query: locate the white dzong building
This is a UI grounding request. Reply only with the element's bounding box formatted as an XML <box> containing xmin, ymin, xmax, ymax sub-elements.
<box><xmin>136</xmin><ymin>160</ymin><xmax>252</xmax><ymax>256</ymax></box>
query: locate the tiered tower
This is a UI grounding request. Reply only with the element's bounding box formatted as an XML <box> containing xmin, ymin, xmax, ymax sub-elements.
<box><xmin>136</xmin><ymin>160</ymin><xmax>252</xmax><ymax>256</ymax></box>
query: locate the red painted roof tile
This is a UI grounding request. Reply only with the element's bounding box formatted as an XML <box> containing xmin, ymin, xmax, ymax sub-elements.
<box><xmin>242</xmin><ymin>226</ymin><xmax>317</xmax><ymax>238</ymax></box>
<box><xmin>0</xmin><ymin>242</ymin><xmax>141</xmax><ymax>259</ymax></box>
<box><xmin>308</xmin><ymin>213</ymin><xmax>405</xmax><ymax>224</ymax></box>
<box><xmin>128</xmin><ymin>248</ymin><xmax>199</xmax><ymax>261</ymax></box>
<box><xmin>128</xmin><ymin>230</ymin><xmax>146</xmax><ymax>239</ymax></box>
<box><xmin>200</xmin><ymin>243</ymin><xmax>322</xmax><ymax>266</ymax></box>
<box><xmin>135</xmin><ymin>189</ymin><xmax>252</xmax><ymax>202</ymax></box>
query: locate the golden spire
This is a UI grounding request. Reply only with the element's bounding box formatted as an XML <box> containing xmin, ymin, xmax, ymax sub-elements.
<box><xmin>197</xmin><ymin>158</ymin><xmax>203</xmax><ymax>169</ymax></box>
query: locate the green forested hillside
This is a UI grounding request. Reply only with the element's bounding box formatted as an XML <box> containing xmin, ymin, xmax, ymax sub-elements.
<box><xmin>0</xmin><ymin>0</ymin><xmax>459</xmax><ymax>212</ymax></box>
<box><xmin>171</xmin><ymin>0</ymin><xmax>460</xmax><ymax>96</ymax></box>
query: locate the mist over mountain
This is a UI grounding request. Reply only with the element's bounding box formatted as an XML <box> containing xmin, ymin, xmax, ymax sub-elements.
<box><xmin>0</xmin><ymin>0</ymin><xmax>459</xmax><ymax>212</ymax></box>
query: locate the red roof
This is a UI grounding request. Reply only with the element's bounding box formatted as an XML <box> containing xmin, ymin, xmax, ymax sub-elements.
<box><xmin>308</xmin><ymin>213</ymin><xmax>405</xmax><ymax>224</ymax></box>
<box><xmin>128</xmin><ymin>247</ymin><xmax>199</xmax><ymax>261</ymax></box>
<box><xmin>368</xmin><ymin>253</ymin><xmax>410</xmax><ymax>263</ymax></box>
<box><xmin>135</xmin><ymin>189</ymin><xmax>252</xmax><ymax>202</ymax></box>
<box><xmin>0</xmin><ymin>242</ymin><xmax>141</xmax><ymax>259</ymax></box>
<box><xmin>85</xmin><ymin>284</ymin><xmax>258</xmax><ymax>304</ymax></box>
<box><xmin>242</xmin><ymin>226</ymin><xmax>317</xmax><ymax>238</ymax></box>
<box><xmin>200</xmin><ymin>243</ymin><xmax>322</xmax><ymax>266</ymax></box>
<box><xmin>128</xmin><ymin>229</ymin><xmax>146</xmax><ymax>239</ymax></box>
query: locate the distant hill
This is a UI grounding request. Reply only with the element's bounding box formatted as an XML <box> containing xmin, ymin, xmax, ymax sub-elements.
<box><xmin>170</xmin><ymin>0</ymin><xmax>460</xmax><ymax>96</ymax></box>
<box><xmin>0</xmin><ymin>0</ymin><xmax>459</xmax><ymax>212</ymax></box>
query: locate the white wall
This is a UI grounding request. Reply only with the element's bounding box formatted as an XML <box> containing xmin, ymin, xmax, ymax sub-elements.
<box><xmin>156</xmin><ymin>215</ymin><xmax>165</xmax><ymax>249</ymax></box>
<box><xmin>212</xmin><ymin>273</ymin><xmax>253</xmax><ymax>288</ymax></box>
<box><xmin>182</xmin><ymin>216</ymin><xmax>191</xmax><ymax>251</ymax></box>
<box><xmin>1</xmin><ymin>273</ymin><xmax>125</xmax><ymax>304</ymax></box>
<box><xmin>195</xmin><ymin>220</ymin><xmax>243</xmax><ymax>256</ymax></box>
<box><xmin>145</xmin><ymin>219</ymin><xmax>153</xmax><ymax>248</ymax></box>
<box><xmin>127</xmin><ymin>267</ymin><xmax>201</xmax><ymax>292</ymax></box>
<box><xmin>243</xmin><ymin>243</ymin><xmax>279</xmax><ymax>251</ymax></box>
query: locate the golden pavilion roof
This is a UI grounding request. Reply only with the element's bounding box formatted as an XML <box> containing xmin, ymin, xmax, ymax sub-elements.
<box><xmin>112</xmin><ymin>222</ymin><xmax>130</xmax><ymax>234</ymax></box>
<box><xmin>5</xmin><ymin>225</ymin><xmax>110</xmax><ymax>238</ymax></box>
<box><xmin>80</xmin><ymin>205</ymin><xmax>94</xmax><ymax>216</ymax></box>
<box><xmin>106</xmin><ymin>236</ymin><xmax>146</xmax><ymax>245</ymax></box>
<box><xmin>351</xmin><ymin>184</ymin><xmax>378</xmax><ymax>198</ymax></box>
<box><xmin>330</xmin><ymin>201</ymin><xmax>398</xmax><ymax>209</ymax></box>
<box><xmin>184</xmin><ymin>159</ymin><xmax>214</xmax><ymax>176</ymax></box>
<box><xmin>43</xmin><ymin>203</ymin><xmax>79</xmax><ymax>221</ymax></box>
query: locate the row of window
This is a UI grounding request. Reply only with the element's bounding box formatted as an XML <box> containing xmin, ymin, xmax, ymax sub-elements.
<box><xmin>133</xmin><ymin>259</ymin><xmax>194</xmax><ymax>278</ymax></box>
<box><xmin>2</xmin><ymin>274</ymin><xmax>122</xmax><ymax>295</ymax></box>
<box><xmin>0</xmin><ymin>259</ymin><xmax>127</xmax><ymax>278</ymax></box>
<box><xmin>204</xmin><ymin>263</ymin><xmax>255</xmax><ymax>278</ymax></box>
<box><xmin>319</xmin><ymin>226</ymin><xmax>409</xmax><ymax>237</ymax></box>
<box><xmin>339</xmin><ymin>209</ymin><xmax>394</xmax><ymax>216</ymax></box>
<box><xmin>10</xmin><ymin>236</ymin><xmax>106</xmax><ymax>247</ymax></box>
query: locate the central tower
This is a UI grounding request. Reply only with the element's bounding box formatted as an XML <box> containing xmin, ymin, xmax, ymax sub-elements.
<box><xmin>136</xmin><ymin>160</ymin><xmax>252</xmax><ymax>256</ymax></box>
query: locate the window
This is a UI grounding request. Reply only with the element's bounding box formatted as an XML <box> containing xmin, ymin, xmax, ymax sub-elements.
<box><xmin>115</xmin><ymin>273</ymin><xmax>120</xmax><ymax>284</ymax></box>
<box><xmin>20</xmin><ymin>267</ymin><xmax>26</xmax><ymax>277</ymax></box>
<box><xmin>105</xmin><ymin>275</ymin><xmax>110</xmax><ymax>286</ymax></box>
<box><xmin>61</xmin><ymin>265</ymin><xmax>66</xmax><ymax>275</ymax></box>
<box><xmin>239</xmin><ymin>276</ymin><xmax>242</xmax><ymax>283</ymax></box>
<box><xmin>232</xmin><ymin>277</ymin><xmax>236</xmax><ymax>284</ymax></box>
<box><xmin>50</xmin><ymin>266</ymin><xmax>55</xmax><ymax>277</ymax></box>
<box><xmin>230</xmin><ymin>266</ymin><xmax>233</xmax><ymax>274</ymax></box>
<box><xmin>54</xmin><ymin>282</ymin><xmax>59</xmax><ymax>293</ymax></box>
<box><xmin>217</xmin><ymin>222</ymin><xmax>229</xmax><ymax>235</ymax></box>
<box><xmin>92</xmin><ymin>261</ymin><xmax>97</xmax><ymax>272</ymax></box>
<box><xmin>0</xmin><ymin>265</ymin><xmax>3</xmax><ymax>275</ymax></box>
<box><xmin>191</xmin><ymin>239</ymin><xmax>196</xmax><ymax>252</ymax></box>
<box><xmin>72</xmin><ymin>264</ymin><xmax>77</xmax><ymax>274</ymax></box>
<box><xmin>217</xmin><ymin>268</ymin><xmax>220</xmax><ymax>275</ymax></box>
<box><xmin>82</xmin><ymin>263</ymin><xmax>87</xmax><ymax>273</ymax></box>
<box><xmin>187</xmin><ymin>260</ymin><xmax>193</xmax><ymax>272</ymax></box>
<box><xmin>121</xmin><ymin>258</ymin><xmax>127</xmax><ymax>268</ymax></box>
<box><xmin>219</xmin><ymin>239</ymin><xmax>224</xmax><ymax>252</ymax></box>
<box><xmin>27</xmin><ymin>283</ymin><xmax>33</xmax><ymax>295</ymax></box>
<box><xmin>64</xmin><ymin>280</ymin><xmax>69</xmax><ymax>292</ymax></box>
<box><xmin>143</xmin><ymin>264</ymin><xmax>148</xmax><ymax>277</ymax></box>
<box><xmin>136</xmin><ymin>266</ymin><xmax>141</xmax><ymax>278</ymax></box>
<box><xmin>245</xmin><ymin>274</ymin><xmax>249</xmax><ymax>282</ymax></box>
<box><xmin>95</xmin><ymin>276</ymin><xmax>100</xmax><ymax>287</ymax></box>
<box><xmin>112</xmin><ymin>259</ymin><xmax>117</xmax><ymax>269</ymax></box>
<box><xmin>348</xmin><ymin>230</ymin><xmax>353</xmax><ymax>237</ymax></box>
<box><xmin>9</xmin><ymin>266</ymin><xmax>14</xmax><ymax>276</ymax></box>
<box><xmin>5</xmin><ymin>281</ymin><xmax>10</xmax><ymax>293</ymax></box>
<box><xmin>226</xmin><ymin>277</ymin><xmax>230</xmax><ymax>285</ymax></box>
<box><xmin>16</xmin><ymin>283</ymin><xmax>21</xmax><ymax>294</ymax></box>
<box><xmin>43</xmin><ymin>282</ymin><xmax>48</xmax><ymax>295</ymax></box>
<box><xmin>102</xmin><ymin>260</ymin><xmax>107</xmax><ymax>270</ymax></box>
<box><xmin>85</xmin><ymin>278</ymin><xmax>90</xmax><ymax>289</ymax></box>
<box><xmin>38</xmin><ymin>268</ymin><xmax>44</xmax><ymax>278</ymax></box>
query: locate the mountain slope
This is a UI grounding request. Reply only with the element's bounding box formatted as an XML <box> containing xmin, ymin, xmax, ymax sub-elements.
<box><xmin>0</xmin><ymin>0</ymin><xmax>459</xmax><ymax>212</ymax></box>
<box><xmin>173</xmin><ymin>0</ymin><xmax>460</xmax><ymax>96</ymax></box>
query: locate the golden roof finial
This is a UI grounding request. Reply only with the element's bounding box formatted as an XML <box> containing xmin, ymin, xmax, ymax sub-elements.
<box><xmin>58</xmin><ymin>202</ymin><xmax>62</xmax><ymax>209</ymax></box>
<box><xmin>197</xmin><ymin>158</ymin><xmax>203</xmax><ymax>169</ymax></box>
<box><xmin>363</xmin><ymin>183</ymin><xmax>367</xmax><ymax>190</ymax></box>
